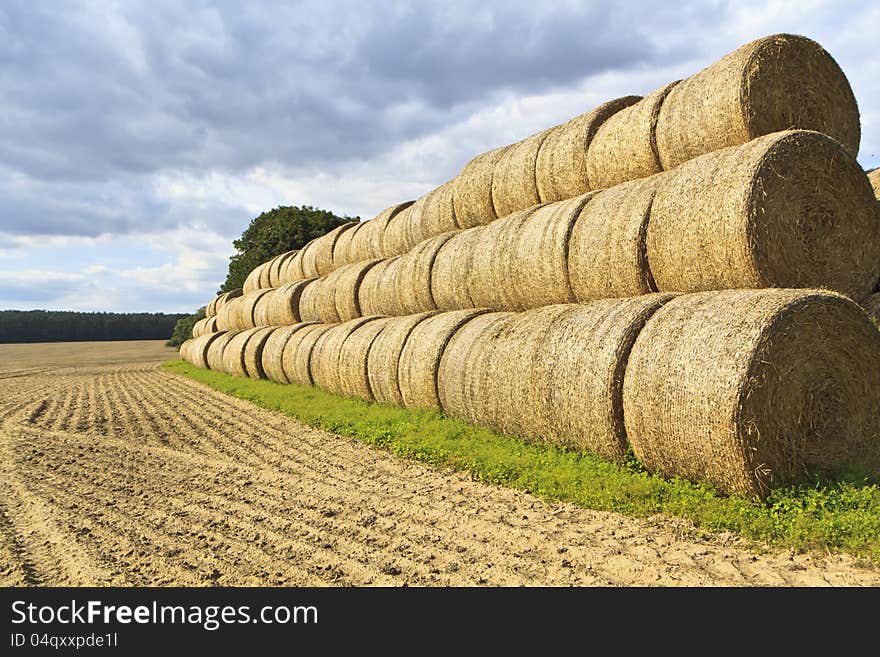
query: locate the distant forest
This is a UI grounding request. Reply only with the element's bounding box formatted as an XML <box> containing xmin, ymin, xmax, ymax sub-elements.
<box><xmin>0</xmin><ymin>310</ymin><xmax>188</xmax><ymax>343</ymax></box>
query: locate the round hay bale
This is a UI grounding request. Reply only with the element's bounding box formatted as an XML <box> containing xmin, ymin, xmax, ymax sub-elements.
<box><xmin>267</xmin><ymin>278</ymin><xmax>313</xmax><ymax>326</ymax></box>
<box><xmin>192</xmin><ymin>332</ymin><xmax>226</xmax><ymax>369</ymax></box>
<box><xmin>179</xmin><ymin>338</ymin><xmax>194</xmax><ymax>364</ymax></box>
<box><xmin>222</xmin><ymin>328</ymin><xmax>262</xmax><ymax>377</ymax></box>
<box><xmin>268</xmin><ymin>251</ymin><xmax>297</xmax><ymax>287</ymax></box>
<box><xmin>431</xmin><ymin>228</ymin><xmax>482</xmax><ymax>311</ymax></box>
<box><xmin>310</xmin><ymin>317</ymin><xmax>377</xmax><ymax>395</ymax></box>
<box><xmin>416</xmin><ymin>182</ymin><xmax>458</xmax><ymax>239</ymax></box>
<box><xmin>333</xmin><ymin>221</ymin><xmax>367</xmax><ymax>267</ymax></box>
<box><xmin>453</xmin><ymin>146</ymin><xmax>510</xmax><ymax>228</ymax></box>
<box><xmin>281</xmin><ymin>323</ymin><xmax>334</xmax><ymax>386</ymax></box>
<box><xmin>257</xmin><ymin>261</ymin><xmax>272</xmax><ymax>290</ymax></box>
<box><xmin>299</xmin><ymin>238</ymin><xmax>321</xmax><ymax>278</ymax></box>
<box><xmin>491</xmin><ymin>128</ymin><xmax>555</xmax><ymax>218</ymax></box>
<box><xmin>624</xmin><ymin>289</ymin><xmax>880</xmax><ymax>497</ymax></box>
<box><xmin>535</xmin><ymin>96</ymin><xmax>642</xmax><ymax>203</ymax></box>
<box><xmin>242</xmin><ymin>327</ymin><xmax>275</xmax><ymax>379</ymax></box>
<box><xmin>310</xmin><ymin>222</ymin><xmax>358</xmax><ymax>277</ymax></box>
<box><xmin>242</xmin><ymin>265</ymin><xmax>263</xmax><ymax>294</ymax></box>
<box><xmin>367</xmin><ymin>312</ymin><xmax>439</xmax><ymax>406</ymax></box>
<box><xmin>467</xmin><ymin>207</ymin><xmax>539</xmax><ymax>311</ymax></box>
<box><xmin>381</xmin><ymin>204</ymin><xmax>417</xmax><ymax>257</ymax></box>
<box><xmin>239</xmin><ymin>289</ymin><xmax>274</xmax><ymax>330</ymax></box>
<box><xmin>205</xmin><ymin>316</ymin><xmax>219</xmax><ymax>333</ymax></box>
<box><xmin>398</xmin><ymin>309</ymin><xmax>488</xmax><ymax>409</ymax></box>
<box><xmin>585</xmin><ymin>83</ymin><xmax>679</xmax><ymax>190</ymax></box>
<box><xmin>395</xmin><ymin>232</ymin><xmax>456</xmax><ymax>315</ymax></box>
<box><xmin>360</xmin><ymin>256</ymin><xmax>404</xmax><ymax>317</ymax></box>
<box><xmin>351</xmin><ymin>202</ymin><xmax>415</xmax><ymax>261</ymax></box>
<box><xmin>337</xmin><ymin>317</ymin><xmax>393</xmax><ymax>400</ymax></box>
<box><xmin>569</xmin><ymin>177</ymin><xmax>658</xmax><ymax>301</ymax></box>
<box><xmin>205</xmin><ymin>330</ymin><xmax>235</xmax><ymax>371</ymax></box>
<box><xmin>215</xmin><ymin>295</ymin><xmax>245</xmax><ymax>331</ymax></box>
<box><xmin>191</xmin><ymin>317</ymin><xmax>210</xmax><ymax>339</ymax></box>
<box><xmin>261</xmin><ymin>322</ymin><xmax>319</xmax><ymax>383</ymax></box>
<box><xmin>437</xmin><ymin>311</ymin><xmax>516</xmax><ymax>424</ymax></box>
<box><xmin>252</xmin><ymin>288</ymin><xmax>276</xmax><ymax>327</ymax></box>
<box><xmin>862</xmin><ymin>293</ymin><xmax>880</xmax><ymax>326</ymax></box>
<box><xmin>648</xmin><ymin>130</ymin><xmax>880</xmax><ymax>300</ymax></box>
<box><xmin>656</xmin><ymin>34</ymin><xmax>860</xmax><ymax>171</ymax></box>
<box><xmin>297</xmin><ymin>279</ymin><xmax>326</xmax><ymax>324</ymax></box>
<box><xmin>508</xmin><ymin>194</ymin><xmax>591</xmax><ymax>310</ymax></box>
<box><xmin>215</xmin><ymin>288</ymin><xmax>242</xmax><ymax>315</ymax></box>
<box><xmin>333</xmin><ymin>259</ymin><xmax>382</xmax><ymax>322</ymax></box>
<box><xmin>280</xmin><ymin>248</ymin><xmax>307</xmax><ymax>284</ymax></box>
<box><xmin>206</xmin><ymin>292</ymin><xmax>225</xmax><ymax>318</ymax></box>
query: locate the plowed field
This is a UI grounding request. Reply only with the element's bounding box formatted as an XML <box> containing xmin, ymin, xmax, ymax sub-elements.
<box><xmin>2</xmin><ymin>340</ymin><xmax>878</xmax><ymax>586</ymax></box>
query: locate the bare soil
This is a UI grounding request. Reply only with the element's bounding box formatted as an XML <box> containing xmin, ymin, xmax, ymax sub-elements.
<box><xmin>1</xmin><ymin>340</ymin><xmax>878</xmax><ymax>586</ymax></box>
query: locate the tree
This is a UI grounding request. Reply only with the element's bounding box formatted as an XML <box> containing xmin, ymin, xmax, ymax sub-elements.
<box><xmin>166</xmin><ymin>307</ymin><xmax>206</xmax><ymax>348</ymax></box>
<box><xmin>220</xmin><ymin>205</ymin><xmax>357</xmax><ymax>293</ymax></box>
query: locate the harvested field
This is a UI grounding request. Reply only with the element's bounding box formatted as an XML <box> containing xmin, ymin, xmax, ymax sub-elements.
<box><xmin>2</xmin><ymin>340</ymin><xmax>879</xmax><ymax>587</ymax></box>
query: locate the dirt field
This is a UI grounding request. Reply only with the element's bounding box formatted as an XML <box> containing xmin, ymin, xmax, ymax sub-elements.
<box><xmin>1</xmin><ymin>340</ymin><xmax>879</xmax><ymax>586</ymax></box>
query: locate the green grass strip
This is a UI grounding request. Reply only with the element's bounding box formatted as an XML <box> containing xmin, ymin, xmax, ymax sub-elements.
<box><xmin>165</xmin><ymin>360</ymin><xmax>880</xmax><ymax>562</ymax></box>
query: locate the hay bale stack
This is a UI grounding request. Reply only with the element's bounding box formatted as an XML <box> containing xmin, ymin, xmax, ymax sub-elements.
<box><xmin>206</xmin><ymin>291</ymin><xmax>234</xmax><ymax>318</ymax></box>
<box><xmin>491</xmin><ymin>128</ymin><xmax>555</xmax><ymax>218</ymax></box>
<box><xmin>349</xmin><ymin>202</ymin><xmax>415</xmax><ymax>261</ymax></box>
<box><xmin>310</xmin><ymin>317</ymin><xmax>377</xmax><ymax>395</ymax></box>
<box><xmin>336</xmin><ymin>317</ymin><xmax>393</xmax><ymax>400</ymax></box>
<box><xmin>569</xmin><ymin>178</ymin><xmax>658</xmax><ymax>301</ymax></box>
<box><xmin>406</xmin><ymin>183</ymin><xmax>457</xmax><ymax>246</ymax></box>
<box><xmin>280</xmin><ymin>247</ymin><xmax>307</xmax><ymax>284</ymax></box>
<box><xmin>395</xmin><ymin>232</ymin><xmax>456</xmax><ymax>315</ymax></box>
<box><xmin>205</xmin><ymin>330</ymin><xmax>236</xmax><ymax>371</ymax></box>
<box><xmin>431</xmin><ymin>228</ymin><xmax>482</xmax><ymax>311</ymax></box>
<box><xmin>335</xmin><ymin>260</ymin><xmax>382</xmax><ymax>322</ymax></box>
<box><xmin>189</xmin><ymin>332</ymin><xmax>220</xmax><ymax>369</ymax></box>
<box><xmin>243</xmin><ymin>264</ymin><xmax>264</xmax><ymax>293</ymax></box>
<box><xmin>367</xmin><ymin>312</ymin><xmax>438</xmax><ymax>406</ymax></box>
<box><xmin>382</xmin><ymin>204</ymin><xmax>416</xmax><ymax>257</ymax></box>
<box><xmin>261</xmin><ymin>322</ymin><xmax>319</xmax><ymax>383</ymax></box>
<box><xmin>507</xmin><ymin>194</ymin><xmax>591</xmax><ymax>310</ymax></box>
<box><xmin>268</xmin><ymin>251</ymin><xmax>297</xmax><ymax>287</ymax></box>
<box><xmin>863</xmin><ymin>293</ymin><xmax>880</xmax><ymax>325</ymax></box>
<box><xmin>205</xmin><ymin>316</ymin><xmax>219</xmax><ymax>333</ymax></box>
<box><xmin>535</xmin><ymin>96</ymin><xmax>641</xmax><ymax>203</ymax></box>
<box><xmin>398</xmin><ymin>309</ymin><xmax>488</xmax><ymax>409</ymax></box>
<box><xmin>215</xmin><ymin>296</ymin><xmax>243</xmax><ymax>331</ymax></box>
<box><xmin>258</xmin><ymin>261</ymin><xmax>272</xmax><ymax>290</ymax></box>
<box><xmin>297</xmin><ymin>279</ymin><xmax>325</xmax><ymax>324</ymax></box>
<box><xmin>648</xmin><ymin>130</ymin><xmax>880</xmax><ymax>300</ymax></box>
<box><xmin>453</xmin><ymin>146</ymin><xmax>510</xmax><ymax>228</ymax></box>
<box><xmin>656</xmin><ymin>34</ymin><xmax>860</xmax><ymax>171</ymax></box>
<box><xmin>252</xmin><ymin>288</ymin><xmax>276</xmax><ymax>327</ymax></box>
<box><xmin>222</xmin><ymin>328</ymin><xmax>262</xmax><ymax>377</ymax></box>
<box><xmin>358</xmin><ymin>257</ymin><xmax>398</xmax><ymax>317</ymax></box>
<box><xmin>302</xmin><ymin>222</ymin><xmax>358</xmax><ymax>277</ymax></box>
<box><xmin>585</xmin><ymin>83</ymin><xmax>678</xmax><ymax>190</ymax></box>
<box><xmin>332</xmin><ymin>222</ymin><xmax>366</xmax><ymax>267</ymax></box>
<box><xmin>238</xmin><ymin>289</ymin><xmax>274</xmax><ymax>330</ymax></box>
<box><xmin>281</xmin><ymin>323</ymin><xmax>334</xmax><ymax>386</ymax></box>
<box><xmin>624</xmin><ymin>289</ymin><xmax>880</xmax><ymax>497</ymax></box>
<box><xmin>267</xmin><ymin>279</ymin><xmax>313</xmax><ymax>326</ymax></box>
<box><xmin>437</xmin><ymin>311</ymin><xmax>517</xmax><ymax>424</ymax></box>
<box><xmin>241</xmin><ymin>327</ymin><xmax>275</xmax><ymax>379</ymax></box>
<box><xmin>467</xmin><ymin>207</ymin><xmax>540</xmax><ymax>310</ymax></box>
<box><xmin>191</xmin><ymin>317</ymin><xmax>210</xmax><ymax>339</ymax></box>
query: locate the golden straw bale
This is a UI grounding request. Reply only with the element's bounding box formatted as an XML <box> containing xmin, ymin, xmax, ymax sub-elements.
<box><xmin>453</xmin><ymin>146</ymin><xmax>510</xmax><ymax>228</ymax></box>
<box><xmin>367</xmin><ymin>311</ymin><xmax>438</xmax><ymax>406</ymax></box>
<box><xmin>862</xmin><ymin>293</ymin><xmax>880</xmax><ymax>326</ymax></box>
<box><xmin>280</xmin><ymin>247</ymin><xmax>307</xmax><ymax>284</ymax></box>
<box><xmin>585</xmin><ymin>83</ymin><xmax>678</xmax><ymax>190</ymax></box>
<box><xmin>222</xmin><ymin>328</ymin><xmax>261</xmax><ymax>377</ymax></box>
<box><xmin>280</xmin><ymin>323</ymin><xmax>334</xmax><ymax>386</ymax></box>
<box><xmin>624</xmin><ymin>289</ymin><xmax>880</xmax><ymax>497</ymax></box>
<box><xmin>297</xmin><ymin>279</ymin><xmax>326</xmax><ymax>324</ymax></box>
<box><xmin>430</xmin><ymin>228</ymin><xmax>482</xmax><ymax>311</ymax></box>
<box><xmin>204</xmin><ymin>331</ymin><xmax>235</xmax><ymax>371</ymax></box>
<box><xmin>261</xmin><ymin>322</ymin><xmax>319</xmax><ymax>383</ymax></box>
<box><xmin>655</xmin><ymin>34</ymin><xmax>860</xmax><ymax>171</ymax></box>
<box><xmin>266</xmin><ymin>279</ymin><xmax>313</xmax><ymax>326</ymax></box>
<box><xmin>252</xmin><ymin>288</ymin><xmax>276</xmax><ymax>327</ymax></box>
<box><xmin>337</xmin><ymin>317</ymin><xmax>393</xmax><ymax>400</ymax></box>
<box><xmin>395</xmin><ymin>233</ymin><xmax>456</xmax><ymax>315</ymax></box>
<box><xmin>535</xmin><ymin>96</ymin><xmax>641</xmax><ymax>203</ymax></box>
<box><xmin>491</xmin><ymin>128</ymin><xmax>555</xmax><ymax>218</ymax></box>
<box><xmin>382</xmin><ymin>204</ymin><xmax>417</xmax><ymax>257</ymax></box>
<box><xmin>242</xmin><ymin>327</ymin><xmax>275</xmax><ymax>379</ymax></box>
<box><xmin>310</xmin><ymin>317</ymin><xmax>377</xmax><ymax>395</ymax></box>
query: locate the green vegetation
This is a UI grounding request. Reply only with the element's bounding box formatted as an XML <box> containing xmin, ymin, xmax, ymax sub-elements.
<box><xmin>166</xmin><ymin>307</ymin><xmax>206</xmax><ymax>348</ymax></box>
<box><xmin>221</xmin><ymin>205</ymin><xmax>357</xmax><ymax>292</ymax></box>
<box><xmin>166</xmin><ymin>360</ymin><xmax>880</xmax><ymax>562</ymax></box>
<box><xmin>0</xmin><ymin>310</ymin><xmax>188</xmax><ymax>343</ymax></box>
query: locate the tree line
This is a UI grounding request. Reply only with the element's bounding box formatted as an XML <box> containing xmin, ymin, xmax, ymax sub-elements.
<box><xmin>0</xmin><ymin>310</ymin><xmax>188</xmax><ymax>343</ymax></box>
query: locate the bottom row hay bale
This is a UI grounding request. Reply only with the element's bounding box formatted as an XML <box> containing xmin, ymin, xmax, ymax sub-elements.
<box><xmin>281</xmin><ymin>323</ymin><xmax>334</xmax><ymax>386</ymax></box>
<box><xmin>206</xmin><ymin>330</ymin><xmax>236</xmax><ymax>371</ymax></box>
<box><xmin>222</xmin><ymin>328</ymin><xmax>262</xmax><ymax>377</ymax></box>
<box><xmin>367</xmin><ymin>311</ymin><xmax>438</xmax><ymax>406</ymax></box>
<box><xmin>397</xmin><ymin>309</ymin><xmax>488</xmax><ymax>409</ymax></box>
<box><xmin>337</xmin><ymin>317</ymin><xmax>393</xmax><ymax>400</ymax></box>
<box><xmin>261</xmin><ymin>323</ymin><xmax>318</xmax><ymax>383</ymax></box>
<box><xmin>179</xmin><ymin>339</ymin><xmax>194</xmax><ymax>364</ymax></box>
<box><xmin>622</xmin><ymin>289</ymin><xmax>880</xmax><ymax>497</ymax></box>
<box><xmin>190</xmin><ymin>332</ymin><xmax>224</xmax><ymax>370</ymax></box>
<box><xmin>243</xmin><ymin>327</ymin><xmax>275</xmax><ymax>379</ymax></box>
<box><xmin>310</xmin><ymin>317</ymin><xmax>378</xmax><ymax>395</ymax></box>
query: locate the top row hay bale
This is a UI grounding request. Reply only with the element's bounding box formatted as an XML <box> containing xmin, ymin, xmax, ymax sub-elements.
<box><xmin>206</xmin><ymin>290</ymin><xmax>238</xmax><ymax>318</ymax></box>
<box><xmin>268</xmin><ymin>250</ymin><xmax>298</xmax><ymax>287</ymax></box>
<box><xmin>191</xmin><ymin>317</ymin><xmax>209</xmax><ymax>339</ymax></box>
<box><xmin>491</xmin><ymin>128</ymin><xmax>555</xmax><ymax>218</ymax></box>
<box><xmin>623</xmin><ymin>289</ymin><xmax>880</xmax><ymax>498</ymax></box>
<box><xmin>301</xmin><ymin>222</ymin><xmax>358</xmax><ymax>277</ymax></box>
<box><xmin>382</xmin><ymin>204</ymin><xmax>418</xmax><ymax>257</ymax></box>
<box><xmin>406</xmin><ymin>181</ymin><xmax>458</xmax><ymax>246</ymax></box>
<box><xmin>655</xmin><ymin>33</ymin><xmax>860</xmax><ymax>171</ymax></box>
<box><xmin>585</xmin><ymin>84</ymin><xmax>678</xmax><ymax>190</ymax></box>
<box><xmin>280</xmin><ymin>246</ymin><xmax>308</xmax><ymax>284</ymax></box>
<box><xmin>349</xmin><ymin>201</ymin><xmax>415</xmax><ymax>262</ymax></box>
<box><xmin>535</xmin><ymin>96</ymin><xmax>641</xmax><ymax>203</ymax></box>
<box><xmin>648</xmin><ymin>129</ymin><xmax>879</xmax><ymax>300</ymax></box>
<box><xmin>243</xmin><ymin>264</ymin><xmax>264</xmax><ymax>293</ymax></box>
<box><xmin>453</xmin><ymin>146</ymin><xmax>510</xmax><ymax>228</ymax></box>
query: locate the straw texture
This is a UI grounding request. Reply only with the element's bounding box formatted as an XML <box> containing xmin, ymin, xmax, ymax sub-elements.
<box><xmin>863</xmin><ymin>293</ymin><xmax>880</xmax><ymax>325</ymax></box>
<box><xmin>281</xmin><ymin>323</ymin><xmax>334</xmax><ymax>386</ymax></box>
<box><xmin>310</xmin><ymin>317</ymin><xmax>376</xmax><ymax>395</ymax></box>
<box><xmin>242</xmin><ymin>327</ymin><xmax>275</xmax><ymax>379</ymax></box>
<box><xmin>280</xmin><ymin>248</ymin><xmax>307</xmax><ymax>284</ymax></box>
<box><xmin>453</xmin><ymin>146</ymin><xmax>510</xmax><ymax>228</ymax></box>
<box><xmin>431</xmin><ymin>228</ymin><xmax>481</xmax><ymax>311</ymax></box>
<box><xmin>337</xmin><ymin>317</ymin><xmax>393</xmax><ymax>400</ymax></box>
<box><xmin>656</xmin><ymin>34</ymin><xmax>860</xmax><ymax>171</ymax></box>
<box><xmin>261</xmin><ymin>322</ymin><xmax>319</xmax><ymax>383</ymax></box>
<box><xmin>535</xmin><ymin>96</ymin><xmax>641</xmax><ymax>203</ymax></box>
<box><xmin>298</xmin><ymin>279</ymin><xmax>326</xmax><ymax>324</ymax></box>
<box><xmin>648</xmin><ymin>130</ymin><xmax>880</xmax><ymax>300</ymax></box>
<box><xmin>492</xmin><ymin>128</ymin><xmax>555</xmax><ymax>218</ymax></box>
<box><xmin>252</xmin><ymin>288</ymin><xmax>276</xmax><ymax>327</ymax></box>
<box><xmin>357</xmin><ymin>257</ymin><xmax>399</xmax><ymax>317</ymax></box>
<box><xmin>382</xmin><ymin>205</ymin><xmax>417</xmax><ymax>257</ymax></box>
<box><xmin>222</xmin><ymin>328</ymin><xmax>261</xmax><ymax>377</ymax></box>
<box><xmin>367</xmin><ymin>311</ymin><xmax>438</xmax><ymax>406</ymax></box>
<box><xmin>205</xmin><ymin>330</ymin><xmax>235</xmax><ymax>371</ymax></box>
<box><xmin>624</xmin><ymin>289</ymin><xmax>880</xmax><ymax>497</ymax></box>
<box><xmin>395</xmin><ymin>232</ymin><xmax>456</xmax><ymax>314</ymax></box>
<box><xmin>266</xmin><ymin>279</ymin><xmax>313</xmax><ymax>326</ymax></box>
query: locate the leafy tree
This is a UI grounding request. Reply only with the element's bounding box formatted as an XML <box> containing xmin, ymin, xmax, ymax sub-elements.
<box><xmin>220</xmin><ymin>205</ymin><xmax>357</xmax><ymax>293</ymax></box>
<box><xmin>166</xmin><ymin>306</ymin><xmax>206</xmax><ymax>348</ymax></box>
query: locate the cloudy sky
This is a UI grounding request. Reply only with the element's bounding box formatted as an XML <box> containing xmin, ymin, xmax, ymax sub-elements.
<box><xmin>1</xmin><ymin>0</ymin><xmax>877</xmax><ymax>312</ymax></box>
